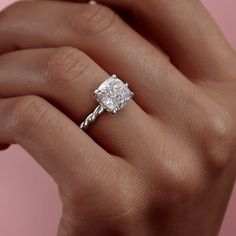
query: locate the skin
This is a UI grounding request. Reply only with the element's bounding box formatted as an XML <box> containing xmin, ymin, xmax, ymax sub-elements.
<box><xmin>0</xmin><ymin>0</ymin><xmax>236</xmax><ymax>235</ymax></box>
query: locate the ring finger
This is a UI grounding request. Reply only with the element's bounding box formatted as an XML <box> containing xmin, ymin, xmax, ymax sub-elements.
<box><xmin>0</xmin><ymin>47</ymin><xmax>154</xmax><ymax>158</ymax></box>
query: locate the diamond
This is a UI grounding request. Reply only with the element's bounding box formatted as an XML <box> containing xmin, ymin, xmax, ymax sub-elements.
<box><xmin>94</xmin><ymin>75</ymin><xmax>133</xmax><ymax>114</ymax></box>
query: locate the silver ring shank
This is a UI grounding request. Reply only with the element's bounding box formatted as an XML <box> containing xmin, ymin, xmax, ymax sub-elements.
<box><xmin>80</xmin><ymin>105</ymin><xmax>105</xmax><ymax>130</ymax></box>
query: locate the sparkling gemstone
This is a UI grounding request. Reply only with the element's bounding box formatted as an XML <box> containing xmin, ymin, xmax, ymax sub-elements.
<box><xmin>94</xmin><ymin>75</ymin><xmax>133</xmax><ymax>113</ymax></box>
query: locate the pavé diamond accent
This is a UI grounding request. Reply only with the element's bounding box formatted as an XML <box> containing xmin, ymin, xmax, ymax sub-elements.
<box><xmin>94</xmin><ymin>75</ymin><xmax>133</xmax><ymax>114</ymax></box>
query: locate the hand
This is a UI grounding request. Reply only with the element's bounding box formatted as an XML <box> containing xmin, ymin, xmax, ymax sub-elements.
<box><xmin>0</xmin><ymin>1</ymin><xmax>235</xmax><ymax>235</ymax></box>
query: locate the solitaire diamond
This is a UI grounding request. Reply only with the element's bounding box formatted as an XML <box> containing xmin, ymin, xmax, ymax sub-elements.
<box><xmin>94</xmin><ymin>75</ymin><xmax>134</xmax><ymax>114</ymax></box>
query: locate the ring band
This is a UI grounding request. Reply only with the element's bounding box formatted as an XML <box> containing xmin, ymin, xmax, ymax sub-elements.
<box><xmin>80</xmin><ymin>75</ymin><xmax>134</xmax><ymax>130</ymax></box>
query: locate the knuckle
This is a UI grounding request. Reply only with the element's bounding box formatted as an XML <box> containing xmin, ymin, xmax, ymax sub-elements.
<box><xmin>68</xmin><ymin>5</ymin><xmax>117</xmax><ymax>38</ymax></box>
<box><xmin>102</xmin><ymin>188</ymin><xmax>145</xmax><ymax>233</ymax></box>
<box><xmin>110</xmin><ymin>198</ymin><xmax>141</xmax><ymax>232</ymax></box>
<box><xmin>208</xmin><ymin>110</ymin><xmax>233</xmax><ymax>143</ymax></box>
<box><xmin>156</xmin><ymin>149</ymin><xmax>206</xmax><ymax>201</ymax></box>
<box><xmin>107</xmin><ymin>174</ymin><xmax>148</xmax><ymax>231</ymax></box>
<box><xmin>204</xmin><ymin>108</ymin><xmax>235</xmax><ymax>169</ymax></box>
<box><xmin>63</xmin><ymin>168</ymin><xmax>147</xmax><ymax>233</ymax></box>
<box><xmin>43</xmin><ymin>47</ymin><xmax>90</xmax><ymax>87</ymax></box>
<box><xmin>162</xmin><ymin>167</ymin><xmax>204</xmax><ymax>201</ymax></box>
<box><xmin>187</xmin><ymin>90</ymin><xmax>235</xmax><ymax>170</ymax></box>
<box><xmin>8</xmin><ymin>96</ymin><xmax>49</xmax><ymax>136</ymax></box>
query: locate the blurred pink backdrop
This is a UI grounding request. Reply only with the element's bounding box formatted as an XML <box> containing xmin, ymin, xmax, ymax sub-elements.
<box><xmin>0</xmin><ymin>0</ymin><xmax>235</xmax><ymax>235</ymax></box>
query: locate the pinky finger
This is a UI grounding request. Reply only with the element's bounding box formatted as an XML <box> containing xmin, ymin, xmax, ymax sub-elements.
<box><xmin>0</xmin><ymin>95</ymin><xmax>111</xmax><ymax>185</ymax></box>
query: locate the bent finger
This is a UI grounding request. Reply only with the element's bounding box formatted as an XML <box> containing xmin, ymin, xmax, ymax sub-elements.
<box><xmin>0</xmin><ymin>47</ymin><xmax>153</xmax><ymax>159</ymax></box>
<box><xmin>70</xmin><ymin>0</ymin><xmax>236</xmax><ymax>80</ymax></box>
<box><xmin>0</xmin><ymin>0</ymin><xmax>183</xmax><ymax>114</ymax></box>
<box><xmin>0</xmin><ymin>95</ymin><xmax>112</xmax><ymax>186</ymax></box>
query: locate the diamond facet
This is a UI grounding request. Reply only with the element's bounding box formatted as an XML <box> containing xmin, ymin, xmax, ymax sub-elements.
<box><xmin>94</xmin><ymin>75</ymin><xmax>133</xmax><ymax>113</ymax></box>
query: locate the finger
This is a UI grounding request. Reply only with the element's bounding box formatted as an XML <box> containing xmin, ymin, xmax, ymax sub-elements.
<box><xmin>0</xmin><ymin>95</ymin><xmax>112</xmax><ymax>185</ymax></box>
<box><xmin>0</xmin><ymin>47</ymin><xmax>153</xmax><ymax>159</ymax></box>
<box><xmin>136</xmin><ymin>0</ymin><xmax>235</xmax><ymax>80</ymax></box>
<box><xmin>0</xmin><ymin>0</ymin><xmax>190</xmax><ymax>116</ymax></box>
<box><xmin>69</xmin><ymin>0</ymin><xmax>236</xmax><ymax>81</ymax></box>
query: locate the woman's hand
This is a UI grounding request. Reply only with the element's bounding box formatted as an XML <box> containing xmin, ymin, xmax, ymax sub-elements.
<box><xmin>0</xmin><ymin>0</ymin><xmax>236</xmax><ymax>235</ymax></box>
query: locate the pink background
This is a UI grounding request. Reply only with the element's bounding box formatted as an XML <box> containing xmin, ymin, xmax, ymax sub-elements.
<box><xmin>0</xmin><ymin>0</ymin><xmax>235</xmax><ymax>235</ymax></box>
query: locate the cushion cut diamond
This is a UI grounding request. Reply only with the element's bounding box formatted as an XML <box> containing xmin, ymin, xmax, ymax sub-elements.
<box><xmin>94</xmin><ymin>75</ymin><xmax>133</xmax><ymax>114</ymax></box>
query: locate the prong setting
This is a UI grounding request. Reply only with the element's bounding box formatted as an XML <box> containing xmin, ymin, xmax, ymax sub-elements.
<box><xmin>111</xmin><ymin>109</ymin><xmax>118</xmax><ymax>115</ymax></box>
<box><xmin>94</xmin><ymin>75</ymin><xmax>134</xmax><ymax>114</ymax></box>
<box><xmin>111</xmin><ymin>74</ymin><xmax>117</xmax><ymax>79</ymax></box>
<box><xmin>81</xmin><ymin>75</ymin><xmax>134</xmax><ymax>130</ymax></box>
<box><xmin>93</xmin><ymin>89</ymin><xmax>100</xmax><ymax>97</ymax></box>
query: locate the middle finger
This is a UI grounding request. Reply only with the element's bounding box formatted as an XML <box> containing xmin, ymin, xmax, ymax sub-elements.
<box><xmin>0</xmin><ymin>0</ymin><xmax>193</xmax><ymax>116</ymax></box>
